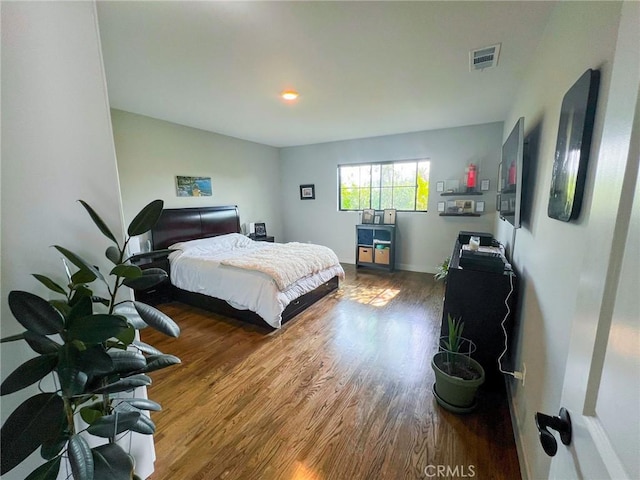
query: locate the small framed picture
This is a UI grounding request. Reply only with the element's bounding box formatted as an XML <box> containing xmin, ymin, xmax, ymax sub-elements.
<box><xmin>437</xmin><ymin>201</ymin><xmax>446</xmax><ymax>213</ymax></box>
<box><xmin>254</xmin><ymin>222</ymin><xmax>267</xmax><ymax>237</ymax></box>
<box><xmin>383</xmin><ymin>209</ymin><xmax>397</xmax><ymax>225</ymax></box>
<box><xmin>374</xmin><ymin>214</ymin><xmax>382</xmax><ymax>224</ymax></box>
<box><xmin>436</xmin><ymin>181</ymin><xmax>445</xmax><ymax>193</ymax></box>
<box><xmin>362</xmin><ymin>209</ymin><xmax>375</xmax><ymax>224</ymax></box>
<box><xmin>299</xmin><ymin>184</ymin><xmax>315</xmax><ymax>200</ymax></box>
<box><xmin>480</xmin><ymin>179</ymin><xmax>490</xmax><ymax>191</ymax></box>
<box><xmin>455</xmin><ymin>199</ymin><xmax>475</xmax><ymax>213</ymax></box>
<box><xmin>476</xmin><ymin>201</ymin><xmax>485</xmax><ymax>213</ymax></box>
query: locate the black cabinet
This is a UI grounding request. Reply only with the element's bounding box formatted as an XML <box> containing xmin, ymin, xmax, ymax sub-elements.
<box><xmin>355</xmin><ymin>224</ymin><xmax>396</xmax><ymax>271</ymax></box>
<box><xmin>131</xmin><ymin>255</ymin><xmax>172</xmax><ymax>306</ymax></box>
<box><xmin>440</xmin><ymin>237</ymin><xmax>516</xmax><ymax>387</ymax></box>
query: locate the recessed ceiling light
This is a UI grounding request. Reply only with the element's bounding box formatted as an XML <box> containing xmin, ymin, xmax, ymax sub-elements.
<box><xmin>281</xmin><ymin>90</ymin><xmax>299</xmax><ymax>101</ymax></box>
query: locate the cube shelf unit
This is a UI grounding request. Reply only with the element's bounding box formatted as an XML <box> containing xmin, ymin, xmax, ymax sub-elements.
<box><xmin>355</xmin><ymin>224</ymin><xmax>396</xmax><ymax>272</ymax></box>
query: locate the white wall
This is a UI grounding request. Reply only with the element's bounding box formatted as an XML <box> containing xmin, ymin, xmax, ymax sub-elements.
<box><xmin>279</xmin><ymin>123</ymin><xmax>503</xmax><ymax>272</ymax></box>
<box><xmin>111</xmin><ymin>109</ymin><xmax>283</xmax><ymax>241</ymax></box>
<box><xmin>493</xmin><ymin>2</ymin><xmax>624</xmax><ymax>478</ymax></box>
<box><xmin>0</xmin><ymin>3</ymin><xmax>152</xmax><ymax>478</ymax></box>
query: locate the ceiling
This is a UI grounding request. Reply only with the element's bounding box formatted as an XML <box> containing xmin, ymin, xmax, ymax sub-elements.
<box><xmin>97</xmin><ymin>1</ymin><xmax>556</xmax><ymax>148</ymax></box>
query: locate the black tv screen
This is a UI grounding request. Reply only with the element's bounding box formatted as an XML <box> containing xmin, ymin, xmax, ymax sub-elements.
<box><xmin>498</xmin><ymin>117</ymin><xmax>525</xmax><ymax>228</ymax></box>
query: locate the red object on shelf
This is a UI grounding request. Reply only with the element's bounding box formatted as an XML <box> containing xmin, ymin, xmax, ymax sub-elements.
<box><xmin>508</xmin><ymin>161</ymin><xmax>516</xmax><ymax>185</ymax></box>
<box><xmin>466</xmin><ymin>163</ymin><xmax>477</xmax><ymax>190</ymax></box>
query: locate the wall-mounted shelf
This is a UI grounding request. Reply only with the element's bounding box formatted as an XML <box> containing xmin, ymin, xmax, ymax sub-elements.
<box><xmin>439</xmin><ymin>213</ymin><xmax>481</xmax><ymax>217</ymax></box>
<box><xmin>441</xmin><ymin>191</ymin><xmax>483</xmax><ymax>196</ymax></box>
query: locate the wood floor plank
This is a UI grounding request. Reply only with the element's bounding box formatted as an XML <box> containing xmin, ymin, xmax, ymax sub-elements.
<box><xmin>143</xmin><ymin>265</ymin><xmax>521</xmax><ymax>479</ymax></box>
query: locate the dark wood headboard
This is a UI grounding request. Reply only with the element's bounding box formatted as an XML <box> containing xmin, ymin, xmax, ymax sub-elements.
<box><xmin>151</xmin><ymin>205</ymin><xmax>241</xmax><ymax>250</ymax></box>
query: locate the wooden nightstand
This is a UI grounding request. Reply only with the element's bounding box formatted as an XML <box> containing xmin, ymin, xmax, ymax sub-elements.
<box><xmin>249</xmin><ymin>235</ymin><xmax>275</xmax><ymax>242</ymax></box>
<box><xmin>130</xmin><ymin>254</ymin><xmax>172</xmax><ymax>305</ymax></box>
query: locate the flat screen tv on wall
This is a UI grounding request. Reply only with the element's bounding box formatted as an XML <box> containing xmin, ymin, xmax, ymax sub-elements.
<box><xmin>498</xmin><ymin>117</ymin><xmax>525</xmax><ymax>228</ymax></box>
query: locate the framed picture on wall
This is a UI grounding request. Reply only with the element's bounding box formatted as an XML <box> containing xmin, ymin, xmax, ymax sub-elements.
<box><xmin>300</xmin><ymin>184</ymin><xmax>315</xmax><ymax>200</ymax></box>
<box><xmin>176</xmin><ymin>176</ymin><xmax>212</xmax><ymax>197</ymax></box>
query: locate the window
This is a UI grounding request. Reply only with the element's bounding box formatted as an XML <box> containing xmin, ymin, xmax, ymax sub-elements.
<box><xmin>338</xmin><ymin>160</ymin><xmax>430</xmax><ymax>211</ymax></box>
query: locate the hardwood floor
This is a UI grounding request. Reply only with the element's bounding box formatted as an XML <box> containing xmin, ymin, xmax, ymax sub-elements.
<box><xmin>143</xmin><ymin>265</ymin><xmax>521</xmax><ymax>480</ymax></box>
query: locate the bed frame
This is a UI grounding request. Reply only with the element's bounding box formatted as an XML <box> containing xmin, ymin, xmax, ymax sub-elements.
<box><xmin>151</xmin><ymin>205</ymin><xmax>339</xmax><ymax>329</ymax></box>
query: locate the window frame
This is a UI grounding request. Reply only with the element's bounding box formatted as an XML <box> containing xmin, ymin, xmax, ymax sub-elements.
<box><xmin>337</xmin><ymin>159</ymin><xmax>430</xmax><ymax>212</ymax></box>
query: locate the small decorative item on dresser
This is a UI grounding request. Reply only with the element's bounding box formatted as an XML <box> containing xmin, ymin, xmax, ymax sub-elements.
<box><xmin>383</xmin><ymin>208</ymin><xmax>396</xmax><ymax>224</ymax></box>
<box><xmin>299</xmin><ymin>184</ymin><xmax>315</xmax><ymax>200</ymax></box>
<box><xmin>362</xmin><ymin>209</ymin><xmax>375</xmax><ymax>224</ymax></box>
<box><xmin>254</xmin><ymin>222</ymin><xmax>267</xmax><ymax>237</ymax></box>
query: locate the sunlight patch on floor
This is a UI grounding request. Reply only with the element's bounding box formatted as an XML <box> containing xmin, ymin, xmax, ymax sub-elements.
<box><xmin>291</xmin><ymin>461</ymin><xmax>322</xmax><ymax>480</ymax></box>
<box><xmin>336</xmin><ymin>285</ymin><xmax>400</xmax><ymax>307</ymax></box>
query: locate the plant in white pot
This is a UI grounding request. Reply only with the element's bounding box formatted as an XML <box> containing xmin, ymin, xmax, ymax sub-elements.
<box><xmin>431</xmin><ymin>315</ymin><xmax>485</xmax><ymax>413</ymax></box>
<box><xmin>0</xmin><ymin>199</ymin><xmax>180</xmax><ymax>480</ymax></box>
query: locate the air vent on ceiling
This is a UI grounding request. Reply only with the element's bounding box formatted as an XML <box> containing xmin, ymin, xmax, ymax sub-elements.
<box><xmin>470</xmin><ymin>44</ymin><xmax>501</xmax><ymax>71</ymax></box>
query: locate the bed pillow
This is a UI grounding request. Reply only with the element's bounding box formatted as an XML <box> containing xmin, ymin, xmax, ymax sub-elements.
<box><xmin>169</xmin><ymin>233</ymin><xmax>253</xmax><ymax>258</ymax></box>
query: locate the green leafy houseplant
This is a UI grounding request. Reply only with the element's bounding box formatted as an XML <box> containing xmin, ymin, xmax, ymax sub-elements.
<box><xmin>434</xmin><ymin>257</ymin><xmax>450</xmax><ymax>282</ymax></box>
<box><xmin>0</xmin><ymin>199</ymin><xmax>181</xmax><ymax>480</ymax></box>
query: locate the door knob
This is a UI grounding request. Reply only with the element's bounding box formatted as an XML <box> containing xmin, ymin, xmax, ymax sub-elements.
<box><xmin>535</xmin><ymin>407</ymin><xmax>572</xmax><ymax>456</ymax></box>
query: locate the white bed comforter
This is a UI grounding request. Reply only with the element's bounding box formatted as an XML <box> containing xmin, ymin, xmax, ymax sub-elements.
<box><xmin>168</xmin><ymin>234</ymin><xmax>345</xmax><ymax>328</ymax></box>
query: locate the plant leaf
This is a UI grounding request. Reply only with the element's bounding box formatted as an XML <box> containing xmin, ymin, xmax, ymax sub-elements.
<box><xmin>114</xmin><ymin>402</ymin><xmax>156</xmax><ymax>435</ymax></box>
<box><xmin>78</xmin><ymin>345</ymin><xmax>114</xmax><ymax>378</ymax></box>
<box><xmin>109</xmin><ymin>350</ymin><xmax>147</xmax><ymax>374</ymax></box>
<box><xmin>127</xmin><ymin>199</ymin><xmax>164</xmax><ymax>236</ymax></box>
<box><xmin>92</xmin><ymin>296</ymin><xmax>110</xmax><ymax>307</ymax></box>
<box><xmin>68</xmin><ymin>295</ymin><xmax>93</xmax><ymax>324</ymax></box>
<box><xmin>131</xmin><ymin>340</ymin><xmax>162</xmax><ymax>355</ymax></box>
<box><xmin>115</xmin><ymin>325</ymin><xmax>136</xmax><ymax>346</ymax></box>
<box><xmin>140</xmin><ymin>354</ymin><xmax>181</xmax><ymax>374</ymax></box>
<box><xmin>57</xmin><ymin>345</ymin><xmax>88</xmax><ymax>397</ymax></box>
<box><xmin>66</xmin><ymin>314</ymin><xmax>128</xmax><ymax>344</ymax></box>
<box><xmin>24</xmin><ymin>332</ymin><xmax>60</xmax><ymax>355</ymax></box>
<box><xmin>80</xmin><ymin>403</ymin><xmax>105</xmax><ymax>425</ymax></box>
<box><xmin>0</xmin><ymin>393</ymin><xmax>65</xmax><ymax>475</ymax></box>
<box><xmin>86</xmin><ymin>411</ymin><xmax>141</xmax><ymax>438</ymax></box>
<box><xmin>24</xmin><ymin>455</ymin><xmax>62</xmax><ymax>480</ymax></box>
<box><xmin>32</xmin><ymin>274</ymin><xmax>67</xmax><ymax>296</ymax></box>
<box><xmin>8</xmin><ymin>291</ymin><xmax>64</xmax><ymax>335</ymax></box>
<box><xmin>133</xmin><ymin>301</ymin><xmax>180</xmax><ymax>337</ymax></box>
<box><xmin>0</xmin><ymin>354</ymin><xmax>57</xmax><ymax>396</ymax></box>
<box><xmin>68</xmin><ymin>434</ymin><xmax>94</xmax><ymax>480</ymax></box>
<box><xmin>92</xmin><ymin>374</ymin><xmax>151</xmax><ymax>394</ymax></box>
<box><xmin>53</xmin><ymin>246</ymin><xmax>103</xmax><ymax>283</ymax></box>
<box><xmin>110</xmin><ymin>264</ymin><xmax>143</xmax><ymax>279</ymax></box>
<box><xmin>92</xmin><ymin>443</ymin><xmax>134</xmax><ymax>480</ymax></box>
<box><xmin>118</xmin><ymin>397</ymin><xmax>162</xmax><ymax>411</ymax></box>
<box><xmin>71</xmin><ymin>268</ymin><xmax>97</xmax><ymax>285</ymax></box>
<box><xmin>1</xmin><ymin>332</ymin><xmax>25</xmax><ymax>343</ymax></box>
<box><xmin>123</xmin><ymin>268</ymin><xmax>167</xmax><ymax>291</ymax></box>
<box><xmin>106</xmin><ymin>245</ymin><xmax>121</xmax><ymax>265</ymax></box>
<box><xmin>78</xmin><ymin>200</ymin><xmax>118</xmax><ymax>245</ymax></box>
<box><xmin>49</xmin><ymin>300</ymin><xmax>71</xmax><ymax>319</ymax></box>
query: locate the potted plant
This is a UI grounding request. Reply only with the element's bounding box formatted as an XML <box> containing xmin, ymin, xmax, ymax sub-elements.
<box><xmin>434</xmin><ymin>256</ymin><xmax>450</xmax><ymax>282</ymax></box>
<box><xmin>431</xmin><ymin>315</ymin><xmax>485</xmax><ymax>413</ymax></box>
<box><xmin>0</xmin><ymin>199</ymin><xmax>180</xmax><ymax>480</ymax></box>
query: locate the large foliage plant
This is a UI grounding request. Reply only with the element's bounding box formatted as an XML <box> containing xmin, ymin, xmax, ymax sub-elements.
<box><xmin>0</xmin><ymin>199</ymin><xmax>181</xmax><ymax>480</ymax></box>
